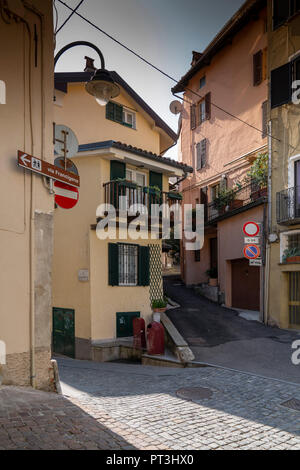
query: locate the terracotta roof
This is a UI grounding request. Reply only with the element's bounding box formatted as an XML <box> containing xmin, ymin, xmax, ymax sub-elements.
<box><xmin>78</xmin><ymin>140</ymin><xmax>193</xmax><ymax>173</ymax></box>
<box><xmin>172</xmin><ymin>0</ymin><xmax>266</xmax><ymax>93</ymax></box>
<box><xmin>54</xmin><ymin>70</ymin><xmax>177</xmax><ymax>142</ymax></box>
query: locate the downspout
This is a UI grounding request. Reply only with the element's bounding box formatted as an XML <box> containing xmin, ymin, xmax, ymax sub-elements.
<box><xmin>264</xmin><ymin>120</ymin><xmax>272</xmax><ymax>325</ymax></box>
<box><xmin>22</xmin><ymin>2</ymin><xmax>45</xmax><ymax>388</ymax></box>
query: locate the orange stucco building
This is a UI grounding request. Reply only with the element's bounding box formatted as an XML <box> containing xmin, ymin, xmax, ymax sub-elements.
<box><xmin>173</xmin><ymin>0</ymin><xmax>268</xmax><ymax>315</ymax></box>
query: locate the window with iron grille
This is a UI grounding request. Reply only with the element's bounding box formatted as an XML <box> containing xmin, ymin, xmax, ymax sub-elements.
<box><xmin>289</xmin><ymin>272</ymin><xmax>300</xmax><ymax>325</ymax></box>
<box><xmin>118</xmin><ymin>244</ymin><xmax>138</xmax><ymax>286</ymax></box>
<box><xmin>288</xmin><ymin>233</ymin><xmax>300</xmax><ymax>249</ymax></box>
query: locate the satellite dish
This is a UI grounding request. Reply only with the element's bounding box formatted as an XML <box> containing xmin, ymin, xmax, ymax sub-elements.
<box><xmin>54</xmin><ymin>157</ymin><xmax>79</xmax><ymax>175</ymax></box>
<box><xmin>54</xmin><ymin>124</ymin><xmax>79</xmax><ymax>159</ymax></box>
<box><xmin>169</xmin><ymin>100</ymin><xmax>182</xmax><ymax>115</ymax></box>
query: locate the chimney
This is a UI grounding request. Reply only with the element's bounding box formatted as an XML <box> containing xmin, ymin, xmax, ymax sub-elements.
<box><xmin>84</xmin><ymin>56</ymin><xmax>96</xmax><ymax>73</ymax></box>
<box><xmin>191</xmin><ymin>51</ymin><xmax>203</xmax><ymax>67</ymax></box>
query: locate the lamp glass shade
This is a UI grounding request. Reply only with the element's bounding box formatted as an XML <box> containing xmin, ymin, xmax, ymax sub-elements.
<box><xmin>85</xmin><ymin>69</ymin><xmax>120</xmax><ymax>105</ymax></box>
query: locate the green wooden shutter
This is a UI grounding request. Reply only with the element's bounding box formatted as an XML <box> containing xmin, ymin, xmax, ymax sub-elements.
<box><xmin>200</xmin><ymin>138</ymin><xmax>207</xmax><ymax>168</ymax></box>
<box><xmin>196</xmin><ymin>142</ymin><xmax>201</xmax><ymax>170</ymax></box>
<box><xmin>108</xmin><ymin>243</ymin><xmax>119</xmax><ymax>286</ymax></box>
<box><xmin>149</xmin><ymin>171</ymin><xmax>162</xmax><ymax>190</ymax></box>
<box><xmin>106</xmin><ymin>102</ymin><xmax>123</xmax><ymax>123</ymax></box>
<box><xmin>106</xmin><ymin>101</ymin><xmax>115</xmax><ymax>120</ymax></box>
<box><xmin>138</xmin><ymin>245</ymin><xmax>150</xmax><ymax>286</ymax></box>
<box><xmin>110</xmin><ymin>160</ymin><xmax>126</xmax><ymax>180</ymax></box>
<box><xmin>115</xmin><ymin>104</ymin><xmax>123</xmax><ymax>123</ymax></box>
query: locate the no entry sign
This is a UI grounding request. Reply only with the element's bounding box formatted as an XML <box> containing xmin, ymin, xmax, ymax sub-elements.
<box><xmin>54</xmin><ymin>180</ymin><xmax>79</xmax><ymax>209</ymax></box>
<box><xmin>243</xmin><ymin>244</ymin><xmax>261</xmax><ymax>260</ymax></box>
<box><xmin>243</xmin><ymin>221</ymin><xmax>260</xmax><ymax>237</ymax></box>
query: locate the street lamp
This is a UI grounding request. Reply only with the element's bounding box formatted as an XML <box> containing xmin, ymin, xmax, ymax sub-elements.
<box><xmin>54</xmin><ymin>41</ymin><xmax>120</xmax><ymax>106</ymax></box>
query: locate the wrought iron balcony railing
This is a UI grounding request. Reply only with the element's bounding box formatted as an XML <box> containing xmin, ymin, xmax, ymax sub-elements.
<box><xmin>103</xmin><ymin>180</ymin><xmax>182</xmax><ymax>217</ymax></box>
<box><xmin>277</xmin><ymin>186</ymin><xmax>300</xmax><ymax>225</ymax></box>
<box><xmin>206</xmin><ymin>183</ymin><xmax>267</xmax><ymax>224</ymax></box>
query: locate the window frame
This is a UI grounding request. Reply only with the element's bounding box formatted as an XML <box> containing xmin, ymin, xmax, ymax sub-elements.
<box><xmin>199</xmin><ymin>76</ymin><xmax>206</xmax><ymax>89</ymax></box>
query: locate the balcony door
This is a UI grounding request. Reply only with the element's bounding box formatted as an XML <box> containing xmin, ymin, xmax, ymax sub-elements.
<box><xmin>295</xmin><ymin>161</ymin><xmax>300</xmax><ymax>218</ymax></box>
<box><xmin>126</xmin><ymin>168</ymin><xmax>147</xmax><ymax>213</ymax></box>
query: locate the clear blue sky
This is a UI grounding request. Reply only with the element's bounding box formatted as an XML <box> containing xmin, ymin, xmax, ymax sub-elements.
<box><xmin>54</xmin><ymin>0</ymin><xmax>244</xmax><ymax>155</ymax></box>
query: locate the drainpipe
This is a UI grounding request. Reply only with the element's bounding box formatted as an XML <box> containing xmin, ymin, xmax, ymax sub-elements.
<box><xmin>264</xmin><ymin>120</ymin><xmax>272</xmax><ymax>325</ymax></box>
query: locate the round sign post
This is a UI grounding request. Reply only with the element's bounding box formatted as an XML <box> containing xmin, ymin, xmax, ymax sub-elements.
<box><xmin>243</xmin><ymin>244</ymin><xmax>261</xmax><ymax>260</ymax></box>
<box><xmin>243</xmin><ymin>221</ymin><xmax>260</xmax><ymax>237</ymax></box>
<box><xmin>54</xmin><ymin>180</ymin><xmax>79</xmax><ymax>209</ymax></box>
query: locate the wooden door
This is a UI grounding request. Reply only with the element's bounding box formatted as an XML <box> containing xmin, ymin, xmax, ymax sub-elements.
<box><xmin>231</xmin><ymin>258</ymin><xmax>260</xmax><ymax>310</ymax></box>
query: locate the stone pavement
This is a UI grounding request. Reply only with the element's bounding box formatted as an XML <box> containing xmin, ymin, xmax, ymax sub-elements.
<box><xmin>1</xmin><ymin>356</ymin><xmax>300</xmax><ymax>450</ymax></box>
<box><xmin>164</xmin><ymin>276</ymin><xmax>300</xmax><ymax>383</ymax></box>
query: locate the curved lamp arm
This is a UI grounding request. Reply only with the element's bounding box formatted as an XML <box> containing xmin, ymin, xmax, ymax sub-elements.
<box><xmin>54</xmin><ymin>41</ymin><xmax>105</xmax><ymax>69</ymax></box>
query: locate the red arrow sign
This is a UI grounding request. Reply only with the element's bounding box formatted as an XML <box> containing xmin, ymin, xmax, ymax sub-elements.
<box><xmin>18</xmin><ymin>150</ymin><xmax>80</xmax><ymax>188</ymax></box>
<box><xmin>54</xmin><ymin>180</ymin><xmax>79</xmax><ymax>209</ymax></box>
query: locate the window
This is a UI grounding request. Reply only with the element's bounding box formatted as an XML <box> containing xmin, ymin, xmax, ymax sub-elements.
<box><xmin>196</xmin><ymin>139</ymin><xmax>207</xmax><ymax>170</ymax></box>
<box><xmin>253</xmin><ymin>49</ymin><xmax>267</xmax><ymax>86</ymax></box>
<box><xmin>262</xmin><ymin>101</ymin><xmax>268</xmax><ymax>138</ymax></box>
<box><xmin>200</xmin><ymin>76</ymin><xmax>206</xmax><ymax>89</ymax></box>
<box><xmin>123</xmin><ymin>109</ymin><xmax>136</xmax><ymax>129</ymax></box>
<box><xmin>106</xmin><ymin>101</ymin><xmax>136</xmax><ymax>129</ymax></box>
<box><xmin>288</xmin><ymin>233</ymin><xmax>300</xmax><ymax>249</ymax></box>
<box><xmin>108</xmin><ymin>243</ymin><xmax>150</xmax><ymax>286</ymax></box>
<box><xmin>197</xmin><ymin>93</ymin><xmax>211</xmax><ymax>125</ymax></box>
<box><xmin>270</xmin><ymin>56</ymin><xmax>299</xmax><ymax>108</ymax></box>
<box><xmin>211</xmin><ymin>183</ymin><xmax>220</xmax><ymax>201</ymax></box>
<box><xmin>273</xmin><ymin>0</ymin><xmax>300</xmax><ymax>30</ymax></box>
<box><xmin>198</xmin><ymin>100</ymin><xmax>206</xmax><ymax>124</ymax></box>
<box><xmin>126</xmin><ymin>168</ymin><xmax>147</xmax><ymax>186</ymax></box>
<box><xmin>194</xmin><ymin>250</ymin><xmax>201</xmax><ymax>262</ymax></box>
<box><xmin>119</xmin><ymin>244</ymin><xmax>138</xmax><ymax>286</ymax></box>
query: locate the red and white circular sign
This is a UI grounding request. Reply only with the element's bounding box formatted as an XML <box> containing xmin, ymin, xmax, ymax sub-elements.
<box><xmin>243</xmin><ymin>221</ymin><xmax>260</xmax><ymax>237</ymax></box>
<box><xmin>54</xmin><ymin>180</ymin><xmax>79</xmax><ymax>209</ymax></box>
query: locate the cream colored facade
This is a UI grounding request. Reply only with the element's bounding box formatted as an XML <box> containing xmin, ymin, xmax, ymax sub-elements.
<box><xmin>0</xmin><ymin>1</ymin><xmax>54</xmax><ymax>388</ymax></box>
<box><xmin>53</xmin><ymin>72</ymin><xmax>187</xmax><ymax>359</ymax></box>
<box><xmin>266</xmin><ymin>2</ymin><xmax>300</xmax><ymax>328</ymax></box>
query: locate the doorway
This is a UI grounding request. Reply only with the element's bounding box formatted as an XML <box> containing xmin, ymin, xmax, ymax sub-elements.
<box><xmin>231</xmin><ymin>258</ymin><xmax>260</xmax><ymax>310</ymax></box>
<box><xmin>52</xmin><ymin>308</ymin><xmax>75</xmax><ymax>358</ymax></box>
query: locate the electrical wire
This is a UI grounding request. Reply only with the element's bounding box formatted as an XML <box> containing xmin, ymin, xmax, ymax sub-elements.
<box><xmin>56</xmin><ymin>0</ymin><xmax>293</xmax><ymax>150</ymax></box>
<box><xmin>56</xmin><ymin>0</ymin><xmax>85</xmax><ymax>35</ymax></box>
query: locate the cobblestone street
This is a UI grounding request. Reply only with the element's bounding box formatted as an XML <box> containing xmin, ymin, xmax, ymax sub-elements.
<box><xmin>1</xmin><ymin>357</ymin><xmax>300</xmax><ymax>450</ymax></box>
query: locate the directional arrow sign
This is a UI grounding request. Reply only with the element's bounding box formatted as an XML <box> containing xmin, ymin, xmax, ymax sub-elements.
<box><xmin>17</xmin><ymin>150</ymin><xmax>80</xmax><ymax>188</ymax></box>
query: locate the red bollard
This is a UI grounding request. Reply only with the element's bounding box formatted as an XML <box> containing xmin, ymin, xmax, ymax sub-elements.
<box><xmin>147</xmin><ymin>321</ymin><xmax>165</xmax><ymax>355</ymax></box>
<box><xmin>133</xmin><ymin>317</ymin><xmax>146</xmax><ymax>349</ymax></box>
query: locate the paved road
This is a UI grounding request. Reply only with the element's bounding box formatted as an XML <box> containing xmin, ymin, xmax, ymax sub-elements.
<box><xmin>57</xmin><ymin>357</ymin><xmax>300</xmax><ymax>449</ymax></box>
<box><xmin>1</xmin><ymin>357</ymin><xmax>300</xmax><ymax>450</ymax></box>
<box><xmin>164</xmin><ymin>276</ymin><xmax>300</xmax><ymax>383</ymax></box>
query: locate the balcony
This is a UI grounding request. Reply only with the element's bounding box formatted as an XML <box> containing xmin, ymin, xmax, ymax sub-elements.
<box><xmin>103</xmin><ymin>180</ymin><xmax>182</xmax><ymax>218</ymax></box>
<box><xmin>277</xmin><ymin>186</ymin><xmax>300</xmax><ymax>225</ymax></box>
<box><xmin>206</xmin><ymin>183</ymin><xmax>267</xmax><ymax>224</ymax></box>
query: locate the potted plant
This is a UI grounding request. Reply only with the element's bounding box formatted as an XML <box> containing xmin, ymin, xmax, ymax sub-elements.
<box><xmin>206</xmin><ymin>267</ymin><xmax>218</xmax><ymax>287</ymax></box>
<box><xmin>151</xmin><ymin>298</ymin><xmax>167</xmax><ymax>322</ymax></box>
<box><xmin>213</xmin><ymin>188</ymin><xmax>236</xmax><ymax>214</ymax></box>
<box><xmin>245</xmin><ymin>152</ymin><xmax>268</xmax><ymax>200</ymax></box>
<box><xmin>282</xmin><ymin>247</ymin><xmax>300</xmax><ymax>263</ymax></box>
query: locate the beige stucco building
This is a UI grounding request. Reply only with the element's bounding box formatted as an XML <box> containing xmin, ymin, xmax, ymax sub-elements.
<box><xmin>173</xmin><ymin>0</ymin><xmax>268</xmax><ymax>315</ymax></box>
<box><xmin>266</xmin><ymin>1</ymin><xmax>300</xmax><ymax>328</ymax></box>
<box><xmin>53</xmin><ymin>64</ymin><xmax>191</xmax><ymax>360</ymax></box>
<box><xmin>0</xmin><ymin>1</ymin><xmax>55</xmax><ymax>389</ymax></box>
